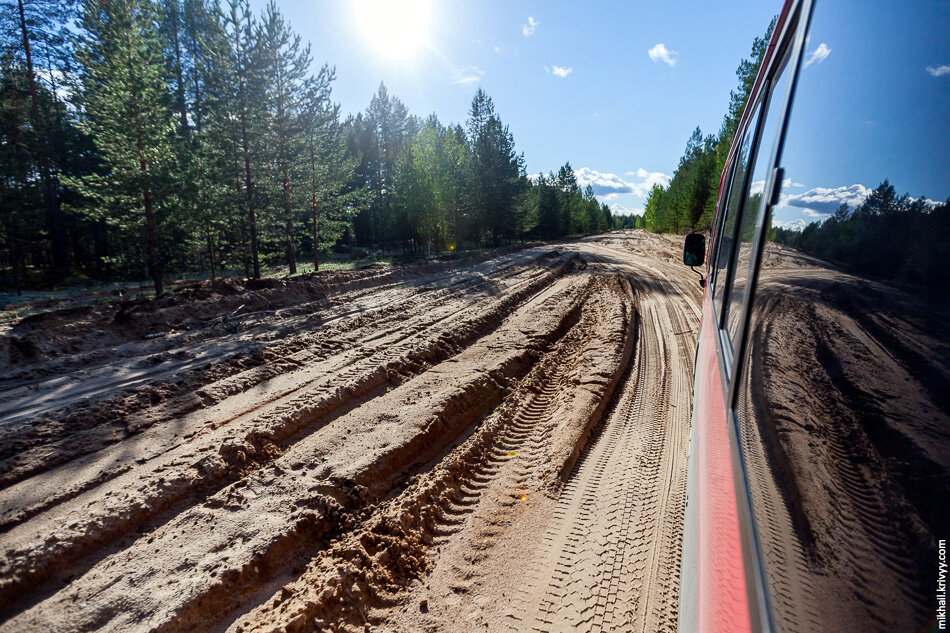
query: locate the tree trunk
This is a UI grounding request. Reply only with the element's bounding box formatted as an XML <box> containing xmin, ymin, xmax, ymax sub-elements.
<box><xmin>283</xmin><ymin>172</ymin><xmax>295</xmax><ymax>274</ymax></box>
<box><xmin>240</xmin><ymin>115</ymin><xmax>259</xmax><ymax>278</ymax></box>
<box><xmin>18</xmin><ymin>0</ymin><xmax>67</xmax><ymax>277</ymax></box>
<box><xmin>168</xmin><ymin>0</ymin><xmax>189</xmax><ymax>134</ymax></box>
<box><xmin>142</xmin><ymin>180</ymin><xmax>163</xmax><ymax>297</ymax></box>
<box><xmin>205</xmin><ymin>223</ymin><xmax>216</xmax><ymax>280</ymax></box>
<box><xmin>312</xmin><ymin>194</ymin><xmax>320</xmax><ymax>273</ymax></box>
<box><xmin>3</xmin><ymin>203</ymin><xmax>21</xmax><ymax>296</ymax></box>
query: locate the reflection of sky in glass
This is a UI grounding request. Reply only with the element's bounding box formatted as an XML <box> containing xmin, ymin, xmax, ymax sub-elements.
<box><xmin>772</xmin><ymin>1</ymin><xmax>949</xmax><ymax>231</ymax></box>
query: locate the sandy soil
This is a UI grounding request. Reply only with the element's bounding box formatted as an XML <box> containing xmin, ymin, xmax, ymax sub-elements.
<box><xmin>0</xmin><ymin>233</ymin><xmax>703</xmax><ymax>633</ymax></box>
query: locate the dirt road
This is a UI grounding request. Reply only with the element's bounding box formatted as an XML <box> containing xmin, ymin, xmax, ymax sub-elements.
<box><xmin>0</xmin><ymin>231</ymin><xmax>702</xmax><ymax>633</ymax></box>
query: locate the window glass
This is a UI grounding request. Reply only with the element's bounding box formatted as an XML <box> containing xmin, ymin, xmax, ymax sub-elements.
<box><xmin>709</xmin><ymin>157</ymin><xmax>738</xmax><ymax>292</ymax></box>
<box><xmin>737</xmin><ymin>3</ymin><xmax>950</xmax><ymax>632</ymax></box>
<box><xmin>711</xmin><ymin>104</ymin><xmax>760</xmax><ymax>312</ymax></box>
<box><xmin>725</xmin><ymin>62</ymin><xmax>790</xmax><ymax>341</ymax></box>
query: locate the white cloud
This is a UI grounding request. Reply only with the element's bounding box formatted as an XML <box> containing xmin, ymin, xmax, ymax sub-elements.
<box><xmin>623</xmin><ymin>168</ymin><xmax>671</xmax><ymax>193</ymax></box>
<box><xmin>804</xmin><ymin>43</ymin><xmax>831</xmax><ymax>67</ymax></box>
<box><xmin>648</xmin><ymin>43</ymin><xmax>677</xmax><ymax>67</ymax></box>
<box><xmin>778</xmin><ymin>183</ymin><xmax>943</xmax><ymax>219</ymax></box>
<box><xmin>577</xmin><ymin>167</ymin><xmax>671</xmax><ymax>198</ymax></box>
<box><xmin>926</xmin><ymin>64</ymin><xmax>950</xmax><ymax>77</ymax></box>
<box><xmin>782</xmin><ymin>178</ymin><xmax>806</xmax><ymax>189</ymax></box>
<box><xmin>912</xmin><ymin>196</ymin><xmax>941</xmax><ymax>208</ymax></box>
<box><xmin>609</xmin><ymin>204</ymin><xmax>645</xmax><ymax>216</ymax></box>
<box><xmin>452</xmin><ymin>66</ymin><xmax>485</xmax><ymax>84</ymax></box>
<box><xmin>552</xmin><ymin>65</ymin><xmax>572</xmax><ymax>78</ymax></box>
<box><xmin>780</xmin><ymin>183</ymin><xmax>870</xmax><ymax>215</ymax></box>
<box><xmin>774</xmin><ymin>218</ymin><xmax>807</xmax><ymax>231</ymax></box>
<box><xmin>522</xmin><ymin>16</ymin><xmax>538</xmax><ymax>36</ymax></box>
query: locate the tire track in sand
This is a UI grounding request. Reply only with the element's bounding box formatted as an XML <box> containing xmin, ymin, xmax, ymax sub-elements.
<box><xmin>516</xmin><ymin>262</ymin><xmax>696</xmax><ymax>633</ymax></box>
<box><xmin>0</xmin><ymin>257</ymin><xmax>578</xmax><ymax>621</ymax></box>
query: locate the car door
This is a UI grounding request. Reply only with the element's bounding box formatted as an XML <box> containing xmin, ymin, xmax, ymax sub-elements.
<box><xmin>684</xmin><ymin>0</ymin><xmax>950</xmax><ymax>632</ymax></box>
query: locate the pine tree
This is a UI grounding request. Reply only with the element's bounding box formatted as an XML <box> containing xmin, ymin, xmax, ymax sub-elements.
<box><xmin>1</xmin><ymin>0</ymin><xmax>77</xmax><ymax>276</ymax></box>
<box><xmin>73</xmin><ymin>0</ymin><xmax>177</xmax><ymax>296</ymax></box>
<box><xmin>555</xmin><ymin>162</ymin><xmax>579</xmax><ymax>235</ymax></box>
<box><xmin>257</xmin><ymin>0</ymin><xmax>312</xmax><ymax>274</ymax></box>
<box><xmin>177</xmin><ymin>0</ymin><xmax>228</xmax><ymax>277</ymax></box>
<box><xmin>301</xmin><ymin>69</ymin><xmax>360</xmax><ymax>270</ymax></box>
<box><xmin>223</xmin><ymin>0</ymin><xmax>264</xmax><ymax>277</ymax></box>
<box><xmin>364</xmin><ymin>82</ymin><xmax>415</xmax><ymax>247</ymax></box>
<box><xmin>467</xmin><ymin>89</ymin><xmax>525</xmax><ymax>245</ymax></box>
<box><xmin>0</xmin><ymin>54</ymin><xmax>33</xmax><ymax>293</ymax></box>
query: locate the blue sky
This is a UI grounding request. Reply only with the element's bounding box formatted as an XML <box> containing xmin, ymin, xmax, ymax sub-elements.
<box><xmin>770</xmin><ymin>1</ymin><xmax>949</xmax><ymax>230</ymax></box>
<box><xmin>246</xmin><ymin>0</ymin><xmax>948</xmax><ymax>223</ymax></box>
<box><xmin>248</xmin><ymin>0</ymin><xmax>778</xmax><ymax>215</ymax></box>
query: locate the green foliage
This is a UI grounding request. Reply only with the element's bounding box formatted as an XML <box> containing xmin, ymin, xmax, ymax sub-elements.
<box><xmin>528</xmin><ymin>163</ymin><xmax>609</xmax><ymax>239</ymax></box>
<box><xmin>772</xmin><ymin>181</ymin><xmax>950</xmax><ymax>302</ymax></box>
<box><xmin>0</xmin><ymin>0</ymin><xmax>611</xmax><ymax>294</ymax></box>
<box><xmin>72</xmin><ymin>0</ymin><xmax>179</xmax><ymax>295</ymax></box>
<box><xmin>643</xmin><ymin>18</ymin><xmax>776</xmax><ymax>235</ymax></box>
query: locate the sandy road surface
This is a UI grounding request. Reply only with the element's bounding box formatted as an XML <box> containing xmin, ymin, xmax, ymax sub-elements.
<box><xmin>0</xmin><ymin>231</ymin><xmax>702</xmax><ymax>633</ymax></box>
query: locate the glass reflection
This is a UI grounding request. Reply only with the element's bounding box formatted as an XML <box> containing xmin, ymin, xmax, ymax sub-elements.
<box><xmin>726</xmin><ymin>62</ymin><xmax>790</xmax><ymax>342</ymax></box>
<box><xmin>712</xmin><ymin>106</ymin><xmax>759</xmax><ymax>312</ymax></box>
<box><xmin>737</xmin><ymin>2</ymin><xmax>950</xmax><ymax>632</ymax></box>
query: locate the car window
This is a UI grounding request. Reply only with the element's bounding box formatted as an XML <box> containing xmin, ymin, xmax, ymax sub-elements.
<box><xmin>736</xmin><ymin>2</ymin><xmax>950</xmax><ymax>632</ymax></box>
<box><xmin>709</xmin><ymin>157</ymin><xmax>738</xmax><ymax>291</ymax></box>
<box><xmin>725</xmin><ymin>59</ymin><xmax>790</xmax><ymax>341</ymax></box>
<box><xmin>711</xmin><ymin>103</ymin><xmax>760</xmax><ymax>314</ymax></box>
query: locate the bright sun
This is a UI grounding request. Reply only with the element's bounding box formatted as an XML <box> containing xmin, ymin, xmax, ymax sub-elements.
<box><xmin>353</xmin><ymin>0</ymin><xmax>432</xmax><ymax>60</ymax></box>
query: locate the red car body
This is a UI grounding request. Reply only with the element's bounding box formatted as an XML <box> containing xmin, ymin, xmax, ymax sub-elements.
<box><xmin>679</xmin><ymin>1</ymin><xmax>948</xmax><ymax>631</ymax></box>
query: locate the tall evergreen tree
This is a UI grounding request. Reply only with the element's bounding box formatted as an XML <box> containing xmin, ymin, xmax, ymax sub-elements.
<box><xmin>73</xmin><ymin>0</ymin><xmax>177</xmax><ymax>296</ymax></box>
<box><xmin>555</xmin><ymin>162</ymin><xmax>579</xmax><ymax>234</ymax></box>
<box><xmin>223</xmin><ymin>0</ymin><xmax>264</xmax><ymax>277</ymax></box>
<box><xmin>467</xmin><ymin>89</ymin><xmax>525</xmax><ymax>245</ymax></box>
<box><xmin>363</xmin><ymin>82</ymin><xmax>414</xmax><ymax>247</ymax></box>
<box><xmin>258</xmin><ymin>0</ymin><xmax>312</xmax><ymax>274</ymax></box>
<box><xmin>1</xmin><ymin>0</ymin><xmax>77</xmax><ymax>276</ymax></box>
<box><xmin>301</xmin><ymin>71</ymin><xmax>360</xmax><ymax>270</ymax></box>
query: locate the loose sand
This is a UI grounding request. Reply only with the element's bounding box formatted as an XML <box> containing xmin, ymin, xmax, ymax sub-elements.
<box><xmin>4</xmin><ymin>232</ymin><xmax>935</xmax><ymax>633</ymax></box>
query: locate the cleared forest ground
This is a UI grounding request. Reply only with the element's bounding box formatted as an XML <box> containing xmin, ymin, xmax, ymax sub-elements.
<box><xmin>0</xmin><ymin>231</ymin><xmax>702</xmax><ymax>633</ymax></box>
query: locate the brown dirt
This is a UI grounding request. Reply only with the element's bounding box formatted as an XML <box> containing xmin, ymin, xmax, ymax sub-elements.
<box><xmin>0</xmin><ymin>233</ymin><xmax>702</xmax><ymax>633</ymax></box>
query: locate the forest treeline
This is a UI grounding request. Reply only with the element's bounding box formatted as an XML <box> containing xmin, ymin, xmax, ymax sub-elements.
<box><xmin>771</xmin><ymin>181</ymin><xmax>950</xmax><ymax>302</ymax></box>
<box><xmin>638</xmin><ymin>18</ymin><xmax>777</xmax><ymax>234</ymax></box>
<box><xmin>1</xmin><ymin>0</ymin><xmax>616</xmax><ymax>296</ymax></box>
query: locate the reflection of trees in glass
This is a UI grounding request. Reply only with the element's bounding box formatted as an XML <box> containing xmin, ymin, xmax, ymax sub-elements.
<box><xmin>770</xmin><ymin>180</ymin><xmax>950</xmax><ymax>302</ymax></box>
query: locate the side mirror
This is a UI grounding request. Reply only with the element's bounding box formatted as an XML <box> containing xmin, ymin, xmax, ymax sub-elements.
<box><xmin>683</xmin><ymin>233</ymin><xmax>705</xmax><ymax>267</ymax></box>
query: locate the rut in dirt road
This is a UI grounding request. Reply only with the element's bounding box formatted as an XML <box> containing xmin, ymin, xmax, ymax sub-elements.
<box><xmin>514</xmin><ymin>271</ymin><xmax>697</xmax><ymax>633</ymax></box>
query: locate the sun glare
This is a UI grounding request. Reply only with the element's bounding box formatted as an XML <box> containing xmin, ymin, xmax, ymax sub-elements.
<box><xmin>353</xmin><ymin>0</ymin><xmax>432</xmax><ymax>60</ymax></box>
